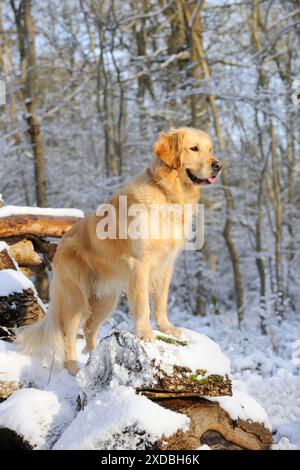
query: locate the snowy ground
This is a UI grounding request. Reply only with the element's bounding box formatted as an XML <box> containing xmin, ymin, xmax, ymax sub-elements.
<box><xmin>0</xmin><ymin>304</ymin><xmax>299</xmax><ymax>449</ymax></box>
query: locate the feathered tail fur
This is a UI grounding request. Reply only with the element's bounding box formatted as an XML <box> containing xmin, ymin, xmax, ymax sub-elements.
<box><xmin>15</xmin><ymin>290</ymin><xmax>65</xmax><ymax>363</ymax></box>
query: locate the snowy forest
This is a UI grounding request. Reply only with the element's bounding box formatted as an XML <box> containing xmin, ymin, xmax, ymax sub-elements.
<box><xmin>0</xmin><ymin>0</ymin><xmax>300</xmax><ymax>451</ymax></box>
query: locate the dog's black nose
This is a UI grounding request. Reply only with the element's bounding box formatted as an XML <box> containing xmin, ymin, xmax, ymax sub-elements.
<box><xmin>211</xmin><ymin>159</ymin><xmax>222</xmax><ymax>172</ymax></box>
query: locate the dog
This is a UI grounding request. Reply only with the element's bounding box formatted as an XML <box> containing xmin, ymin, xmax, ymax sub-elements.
<box><xmin>16</xmin><ymin>127</ymin><xmax>223</xmax><ymax>375</ymax></box>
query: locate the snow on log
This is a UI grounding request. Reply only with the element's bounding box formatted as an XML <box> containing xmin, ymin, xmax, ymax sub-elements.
<box><xmin>0</xmin><ymin>206</ymin><xmax>84</xmax><ymax>218</ymax></box>
<box><xmin>0</xmin><ymin>270</ymin><xmax>45</xmax><ymax>329</ymax></box>
<box><xmin>53</xmin><ymin>385</ymin><xmax>191</xmax><ymax>450</ymax></box>
<box><xmin>0</xmin><ymin>388</ymin><xmax>76</xmax><ymax>450</ymax></box>
<box><xmin>0</xmin><ymin>244</ymin><xmax>45</xmax><ymax>334</ymax></box>
<box><xmin>78</xmin><ymin>330</ymin><xmax>232</xmax><ymax>399</ymax></box>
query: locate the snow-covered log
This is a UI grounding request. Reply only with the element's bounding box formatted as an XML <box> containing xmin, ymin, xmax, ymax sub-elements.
<box><xmin>0</xmin><ymin>388</ymin><xmax>76</xmax><ymax>450</ymax></box>
<box><xmin>78</xmin><ymin>330</ymin><xmax>232</xmax><ymax>399</ymax></box>
<box><xmin>0</xmin><ymin>243</ymin><xmax>45</xmax><ymax>335</ymax></box>
<box><xmin>157</xmin><ymin>398</ymin><xmax>272</xmax><ymax>450</ymax></box>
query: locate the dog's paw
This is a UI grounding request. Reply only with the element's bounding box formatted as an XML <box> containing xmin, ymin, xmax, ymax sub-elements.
<box><xmin>64</xmin><ymin>360</ymin><xmax>79</xmax><ymax>376</ymax></box>
<box><xmin>158</xmin><ymin>324</ymin><xmax>182</xmax><ymax>337</ymax></box>
<box><xmin>138</xmin><ymin>330</ymin><xmax>155</xmax><ymax>342</ymax></box>
<box><xmin>81</xmin><ymin>345</ymin><xmax>90</xmax><ymax>355</ymax></box>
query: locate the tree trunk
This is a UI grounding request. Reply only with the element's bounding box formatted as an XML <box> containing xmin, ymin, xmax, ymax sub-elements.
<box><xmin>0</xmin><ymin>4</ymin><xmax>30</xmax><ymax>205</ymax></box>
<box><xmin>182</xmin><ymin>1</ymin><xmax>245</xmax><ymax>324</ymax></box>
<box><xmin>23</xmin><ymin>0</ymin><xmax>47</xmax><ymax>207</ymax></box>
<box><xmin>270</xmin><ymin>120</ymin><xmax>283</xmax><ymax>316</ymax></box>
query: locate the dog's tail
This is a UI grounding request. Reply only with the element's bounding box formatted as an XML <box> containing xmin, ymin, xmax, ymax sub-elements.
<box><xmin>15</xmin><ymin>299</ymin><xmax>65</xmax><ymax>363</ymax></box>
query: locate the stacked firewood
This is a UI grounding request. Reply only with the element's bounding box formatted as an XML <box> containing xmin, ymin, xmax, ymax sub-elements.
<box><xmin>0</xmin><ymin>201</ymin><xmax>83</xmax><ymax>336</ymax></box>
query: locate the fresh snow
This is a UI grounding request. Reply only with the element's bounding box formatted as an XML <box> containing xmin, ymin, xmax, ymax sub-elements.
<box><xmin>78</xmin><ymin>329</ymin><xmax>230</xmax><ymax>402</ymax></box>
<box><xmin>0</xmin><ymin>269</ymin><xmax>36</xmax><ymax>296</ymax></box>
<box><xmin>53</xmin><ymin>385</ymin><xmax>189</xmax><ymax>450</ymax></box>
<box><xmin>143</xmin><ymin>328</ymin><xmax>231</xmax><ymax>377</ymax></box>
<box><xmin>0</xmin><ymin>388</ymin><xmax>75</xmax><ymax>449</ymax></box>
<box><xmin>208</xmin><ymin>382</ymin><xmax>272</xmax><ymax>430</ymax></box>
<box><xmin>0</xmin><ymin>241</ymin><xmax>9</xmax><ymax>252</ymax></box>
<box><xmin>0</xmin><ymin>205</ymin><xmax>84</xmax><ymax>218</ymax></box>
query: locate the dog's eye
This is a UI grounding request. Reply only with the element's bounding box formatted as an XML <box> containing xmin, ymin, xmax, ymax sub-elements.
<box><xmin>190</xmin><ymin>146</ymin><xmax>199</xmax><ymax>152</ymax></box>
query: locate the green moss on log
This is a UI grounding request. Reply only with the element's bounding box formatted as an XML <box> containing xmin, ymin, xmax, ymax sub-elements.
<box><xmin>189</xmin><ymin>375</ymin><xmax>209</xmax><ymax>385</ymax></box>
<box><xmin>155</xmin><ymin>335</ymin><xmax>188</xmax><ymax>347</ymax></box>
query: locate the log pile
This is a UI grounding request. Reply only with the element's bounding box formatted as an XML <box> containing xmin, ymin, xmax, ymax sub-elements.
<box><xmin>0</xmin><ymin>202</ymin><xmax>83</xmax><ymax>301</ymax></box>
<box><xmin>0</xmin><ymin>329</ymin><xmax>273</xmax><ymax>450</ymax></box>
<box><xmin>75</xmin><ymin>331</ymin><xmax>272</xmax><ymax>450</ymax></box>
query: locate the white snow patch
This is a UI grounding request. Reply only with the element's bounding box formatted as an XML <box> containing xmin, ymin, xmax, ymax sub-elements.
<box><xmin>0</xmin><ymin>205</ymin><xmax>84</xmax><ymax>218</ymax></box>
<box><xmin>207</xmin><ymin>383</ymin><xmax>272</xmax><ymax>430</ymax></box>
<box><xmin>272</xmin><ymin>437</ymin><xmax>298</xmax><ymax>450</ymax></box>
<box><xmin>0</xmin><ymin>347</ymin><xmax>80</xmax><ymax>402</ymax></box>
<box><xmin>54</xmin><ymin>385</ymin><xmax>189</xmax><ymax>450</ymax></box>
<box><xmin>0</xmin><ymin>269</ymin><xmax>35</xmax><ymax>296</ymax></box>
<box><xmin>0</xmin><ymin>388</ymin><xmax>75</xmax><ymax>449</ymax></box>
<box><xmin>144</xmin><ymin>328</ymin><xmax>231</xmax><ymax>377</ymax></box>
<box><xmin>0</xmin><ymin>241</ymin><xmax>9</xmax><ymax>252</ymax></box>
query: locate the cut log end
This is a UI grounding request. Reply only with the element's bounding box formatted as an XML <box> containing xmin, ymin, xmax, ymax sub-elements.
<box><xmin>156</xmin><ymin>398</ymin><xmax>272</xmax><ymax>451</ymax></box>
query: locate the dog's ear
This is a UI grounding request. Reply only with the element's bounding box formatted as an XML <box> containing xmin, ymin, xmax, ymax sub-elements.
<box><xmin>153</xmin><ymin>129</ymin><xmax>183</xmax><ymax>170</ymax></box>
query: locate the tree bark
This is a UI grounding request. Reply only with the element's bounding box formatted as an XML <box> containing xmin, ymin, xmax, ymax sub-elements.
<box><xmin>182</xmin><ymin>1</ymin><xmax>245</xmax><ymax>324</ymax></box>
<box><xmin>0</xmin><ymin>214</ymin><xmax>81</xmax><ymax>238</ymax></box>
<box><xmin>23</xmin><ymin>0</ymin><xmax>47</xmax><ymax>207</ymax></box>
<box><xmin>0</xmin><ymin>246</ymin><xmax>45</xmax><ymax>332</ymax></box>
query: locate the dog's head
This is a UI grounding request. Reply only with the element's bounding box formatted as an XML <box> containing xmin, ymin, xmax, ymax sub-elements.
<box><xmin>153</xmin><ymin>127</ymin><xmax>223</xmax><ymax>187</ymax></box>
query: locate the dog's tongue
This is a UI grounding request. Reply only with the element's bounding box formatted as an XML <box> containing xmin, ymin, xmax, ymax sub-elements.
<box><xmin>208</xmin><ymin>176</ymin><xmax>216</xmax><ymax>184</ymax></box>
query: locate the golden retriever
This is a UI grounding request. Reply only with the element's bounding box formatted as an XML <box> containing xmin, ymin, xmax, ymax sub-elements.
<box><xmin>16</xmin><ymin>127</ymin><xmax>223</xmax><ymax>375</ymax></box>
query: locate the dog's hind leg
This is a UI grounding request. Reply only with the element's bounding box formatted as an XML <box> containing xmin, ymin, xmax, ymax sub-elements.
<box><xmin>82</xmin><ymin>293</ymin><xmax>119</xmax><ymax>354</ymax></box>
<box><xmin>59</xmin><ymin>282</ymin><xmax>84</xmax><ymax>375</ymax></box>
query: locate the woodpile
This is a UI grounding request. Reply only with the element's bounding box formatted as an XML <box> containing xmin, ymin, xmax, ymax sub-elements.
<box><xmin>0</xmin><ymin>202</ymin><xmax>83</xmax><ymax>301</ymax></box>
<box><xmin>0</xmin><ymin>329</ymin><xmax>273</xmax><ymax>450</ymax></box>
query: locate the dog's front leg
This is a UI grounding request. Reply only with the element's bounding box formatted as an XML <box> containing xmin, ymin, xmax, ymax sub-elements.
<box><xmin>127</xmin><ymin>260</ymin><xmax>154</xmax><ymax>342</ymax></box>
<box><xmin>151</xmin><ymin>261</ymin><xmax>181</xmax><ymax>337</ymax></box>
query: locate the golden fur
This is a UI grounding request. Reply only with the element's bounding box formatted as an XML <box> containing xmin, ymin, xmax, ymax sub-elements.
<box><xmin>16</xmin><ymin>127</ymin><xmax>222</xmax><ymax>374</ymax></box>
